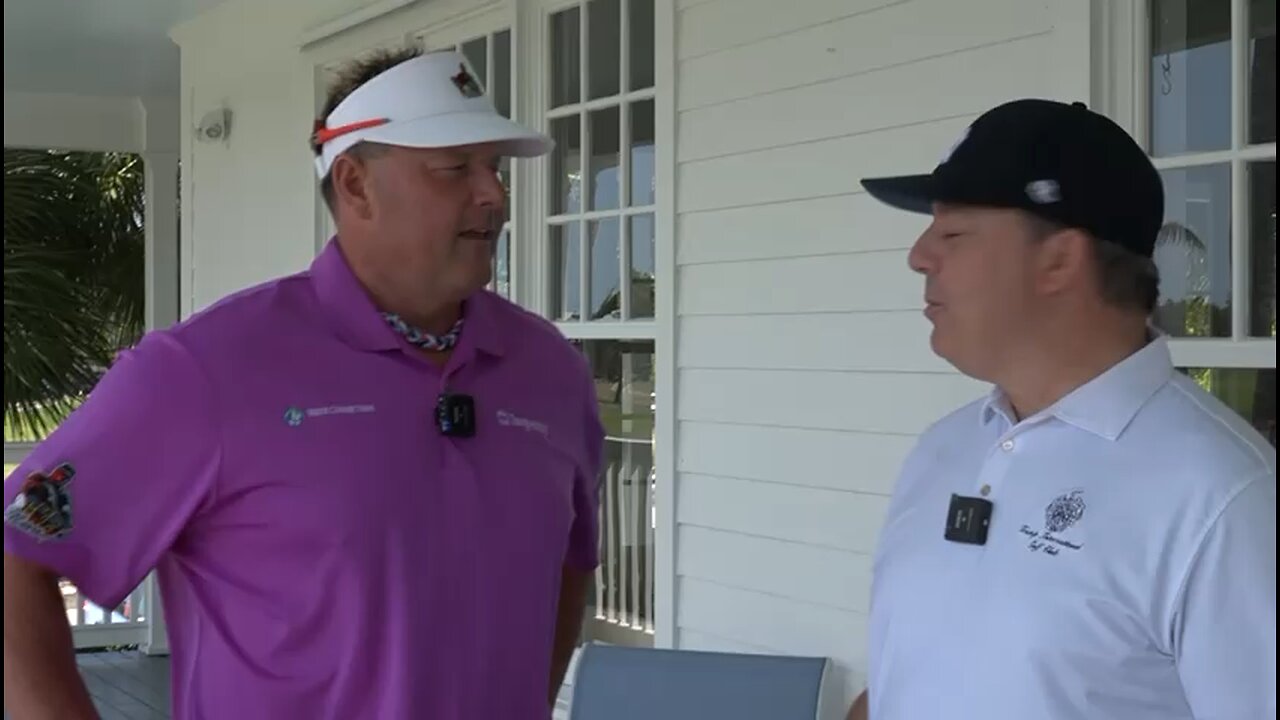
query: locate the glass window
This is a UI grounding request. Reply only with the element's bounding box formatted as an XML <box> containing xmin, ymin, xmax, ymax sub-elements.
<box><xmin>547</xmin><ymin>0</ymin><xmax>659</xmax><ymax>323</ymax></box>
<box><xmin>550</xmin><ymin>3</ymin><xmax>659</xmax><ymax>644</ymax></box>
<box><xmin>1152</xmin><ymin>164</ymin><xmax>1233</xmax><ymax>337</ymax></box>
<box><xmin>1145</xmin><ymin>1</ymin><xmax>1277</xmax><ymax>346</ymax></box>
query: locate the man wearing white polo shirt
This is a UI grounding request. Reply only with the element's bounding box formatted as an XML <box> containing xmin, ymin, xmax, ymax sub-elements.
<box><xmin>847</xmin><ymin>99</ymin><xmax>1276</xmax><ymax>720</ymax></box>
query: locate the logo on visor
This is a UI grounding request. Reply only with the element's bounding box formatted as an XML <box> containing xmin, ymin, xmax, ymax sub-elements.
<box><xmin>451</xmin><ymin>64</ymin><xmax>484</xmax><ymax>98</ymax></box>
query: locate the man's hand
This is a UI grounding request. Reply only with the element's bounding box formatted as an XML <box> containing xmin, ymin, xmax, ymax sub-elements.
<box><xmin>548</xmin><ymin>566</ymin><xmax>590</xmax><ymax>706</ymax></box>
<box><xmin>846</xmin><ymin>689</ymin><xmax>869</xmax><ymax>720</ymax></box>
<box><xmin>4</xmin><ymin>552</ymin><xmax>100</xmax><ymax>720</ymax></box>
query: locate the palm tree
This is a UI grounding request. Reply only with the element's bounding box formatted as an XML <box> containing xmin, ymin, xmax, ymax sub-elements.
<box><xmin>3</xmin><ymin>149</ymin><xmax>145</xmax><ymax>440</ymax></box>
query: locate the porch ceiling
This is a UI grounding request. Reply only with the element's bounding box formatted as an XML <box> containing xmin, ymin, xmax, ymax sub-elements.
<box><xmin>3</xmin><ymin>0</ymin><xmax>227</xmax><ymax>97</ymax></box>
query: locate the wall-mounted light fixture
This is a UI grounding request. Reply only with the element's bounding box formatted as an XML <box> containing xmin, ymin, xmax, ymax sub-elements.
<box><xmin>196</xmin><ymin>108</ymin><xmax>232</xmax><ymax>144</ymax></box>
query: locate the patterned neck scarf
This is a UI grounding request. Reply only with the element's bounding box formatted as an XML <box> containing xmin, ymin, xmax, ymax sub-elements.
<box><xmin>382</xmin><ymin>312</ymin><xmax>464</xmax><ymax>351</ymax></box>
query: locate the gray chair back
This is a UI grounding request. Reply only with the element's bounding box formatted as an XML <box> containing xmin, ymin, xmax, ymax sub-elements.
<box><xmin>567</xmin><ymin>642</ymin><xmax>832</xmax><ymax>720</ymax></box>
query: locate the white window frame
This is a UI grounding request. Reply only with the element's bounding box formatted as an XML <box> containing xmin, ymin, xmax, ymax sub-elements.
<box><xmin>1096</xmin><ymin>0</ymin><xmax>1276</xmax><ymax>371</ymax></box>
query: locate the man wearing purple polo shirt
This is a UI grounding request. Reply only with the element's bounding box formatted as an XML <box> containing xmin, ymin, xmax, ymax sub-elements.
<box><xmin>4</xmin><ymin>48</ymin><xmax>603</xmax><ymax>720</ymax></box>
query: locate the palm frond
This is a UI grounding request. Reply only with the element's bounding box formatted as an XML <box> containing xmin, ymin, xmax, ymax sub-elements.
<box><xmin>3</xmin><ymin>149</ymin><xmax>145</xmax><ymax>438</ymax></box>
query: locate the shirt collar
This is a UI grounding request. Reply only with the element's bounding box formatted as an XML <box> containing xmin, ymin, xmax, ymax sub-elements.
<box><xmin>980</xmin><ymin>332</ymin><xmax>1174</xmax><ymax>441</ymax></box>
<box><xmin>448</xmin><ymin>288</ymin><xmax>507</xmax><ymax>362</ymax></box>
<box><xmin>309</xmin><ymin>237</ymin><xmax>506</xmax><ymax>358</ymax></box>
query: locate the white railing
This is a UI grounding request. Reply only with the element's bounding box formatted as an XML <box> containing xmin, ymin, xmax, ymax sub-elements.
<box><xmin>62</xmin><ymin>579</ymin><xmax>150</xmax><ymax>650</ymax></box>
<box><xmin>591</xmin><ymin>435</ymin><xmax>656</xmax><ymax>645</ymax></box>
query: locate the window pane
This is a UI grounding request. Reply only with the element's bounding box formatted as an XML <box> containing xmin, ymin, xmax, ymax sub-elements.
<box><xmin>1251</xmin><ymin>161</ymin><xmax>1277</xmax><ymax>337</ymax></box>
<box><xmin>574</xmin><ymin>338</ymin><xmax>656</xmax><ymax>629</ymax></box>
<box><xmin>589</xmin><ymin>218</ymin><xmax>621</xmax><ymax>319</ymax></box>
<box><xmin>1149</xmin><ymin>0</ymin><xmax>1231</xmax><ymax>156</ymax></box>
<box><xmin>550</xmin><ymin>223</ymin><xmax>582</xmax><ymax>321</ymax></box>
<box><xmin>629</xmin><ymin>214</ymin><xmax>656</xmax><ymax>319</ymax></box>
<box><xmin>588</xmin><ymin>0</ymin><xmax>622</xmax><ymax>100</ymax></box>
<box><xmin>629</xmin><ymin>0</ymin><xmax>655</xmax><ymax>90</ymax></box>
<box><xmin>492</xmin><ymin>226</ymin><xmax>512</xmax><ymax>299</ymax></box>
<box><xmin>550</xmin><ymin>117</ymin><xmax>582</xmax><ymax>215</ymax></box>
<box><xmin>550</xmin><ymin>7</ymin><xmax>581</xmax><ymax>107</ymax></box>
<box><xmin>1178</xmin><ymin>368</ymin><xmax>1277</xmax><ymax>447</ymax></box>
<box><xmin>1250</xmin><ymin>0</ymin><xmax>1277</xmax><ymax>144</ymax></box>
<box><xmin>494</xmin><ymin>30</ymin><xmax>512</xmax><ymax>120</ymax></box>
<box><xmin>1152</xmin><ymin>164</ymin><xmax>1232</xmax><ymax>337</ymax></box>
<box><xmin>461</xmin><ymin>37</ymin><xmax>487</xmax><ymax>91</ymax></box>
<box><xmin>629</xmin><ymin>100</ymin><xmax>655</xmax><ymax>206</ymax></box>
<box><xmin>578</xmin><ymin>339</ymin><xmax>656</xmax><ymax>442</ymax></box>
<box><xmin>589</xmin><ymin>106</ymin><xmax>621</xmax><ymax>211</ymax></box>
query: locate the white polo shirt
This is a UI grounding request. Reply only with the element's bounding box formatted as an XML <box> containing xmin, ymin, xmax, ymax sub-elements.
<box><xmin>867</xmin><ymin>336</ymin><xmax>1276</xmax><ymax>720</ymax></box>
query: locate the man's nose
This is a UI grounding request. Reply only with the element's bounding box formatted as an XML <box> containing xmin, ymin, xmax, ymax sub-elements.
<box><xmin>907</xmin><ymin>232</ymin><xmax>934</xmax><ymax>275</ymax></box>
<box><xmin>472</xmin><ymin>167</ymin><xmax>507</xmax><ymax>208</ymax></box>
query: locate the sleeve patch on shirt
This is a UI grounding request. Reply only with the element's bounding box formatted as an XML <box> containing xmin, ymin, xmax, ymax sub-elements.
<box><xmin>4</xmin><ymin>463</ymin><xmax>76</xmax><ymax>541</ymax></box>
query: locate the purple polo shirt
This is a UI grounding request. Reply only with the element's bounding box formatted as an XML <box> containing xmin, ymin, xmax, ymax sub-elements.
<box><xmin>3</xmin><ymin>239</ymin><xmax>604</xmax><ymax>719</ymax></box>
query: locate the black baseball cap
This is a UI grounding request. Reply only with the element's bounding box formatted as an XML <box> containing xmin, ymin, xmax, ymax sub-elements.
<box><xmin>860</xmin><ymin>98</ymin><xmax>1164</xmax><ymax>258</ymax></box>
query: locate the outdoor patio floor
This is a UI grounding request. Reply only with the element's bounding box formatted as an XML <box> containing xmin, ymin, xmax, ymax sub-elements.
<box><xmin>0</xmin><ymin>650</ymin><xmax>171</xmax><ymax>720</ymax></box>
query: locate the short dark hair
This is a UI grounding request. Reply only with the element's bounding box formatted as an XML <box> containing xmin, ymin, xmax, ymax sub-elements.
<box><xmin>1026</xmin><ymin>214</ymin><xmax>1161</xmax><ymax>314</ymax></box>
<box><xmin>315</xmin><ymin>46</ymin><xmax>423</xmax><ymax>210</ymax></box>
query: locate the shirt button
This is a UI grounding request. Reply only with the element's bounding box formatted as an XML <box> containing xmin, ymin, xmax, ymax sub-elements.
<box><xmin>980</xmin><ymin>484</ymin><xmax>992</xmax><ymax>497</ymax></box>
<box><xmin>1001</xmin><ymin>439</ymin><xmax>1015</xmax><ymax>452</ymax></box>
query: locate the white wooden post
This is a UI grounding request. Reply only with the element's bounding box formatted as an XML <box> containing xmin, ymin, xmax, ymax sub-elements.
<box><xmin>141</xmin><ymin>95</ymin><xmax>181</xmax><ymax>654</ymax></box>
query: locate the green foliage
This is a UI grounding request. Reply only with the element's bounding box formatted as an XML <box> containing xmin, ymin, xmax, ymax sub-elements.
<box><xmin>3</xmin><ymin>149</ymin><xmax>145</xmax><ymax>440</ymax></box>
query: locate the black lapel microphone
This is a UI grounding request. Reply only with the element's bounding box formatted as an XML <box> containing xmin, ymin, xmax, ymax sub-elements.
<box><xmin>436</xmin><ymin>393</ymin><xmax>476</xmax><ymax>438</ymax></box>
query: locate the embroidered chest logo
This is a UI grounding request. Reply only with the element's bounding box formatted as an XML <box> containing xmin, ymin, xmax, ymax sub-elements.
<box><xmin>1045</xmin><ymin>489</ymin><xmax>1086</xmax><ymax>532</ymax></box>
<box><xmin>1019</xmin><ymin>489</ymin><xmax>1086</xmax><ymax>557</ymax></box>
<box><xmin>4</xmin><ymin>464</ymin><xmax>76</xmax><ymax>541</ymax></box>
<box><xmin>284</xmin><ymin>404</ymin><xmax>376</xmax><ymax>427</ymax></box>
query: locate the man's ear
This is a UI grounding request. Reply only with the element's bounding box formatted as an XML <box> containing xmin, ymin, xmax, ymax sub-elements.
<box><xmin>1034</xmin><ymin>226</ymin><xmax>1093</xmax><ymax>297</ymax></box>
<box><xmin>329</xmin><ymin>153</ymin><xmax>375</xmax><ymax>221</ymax></box>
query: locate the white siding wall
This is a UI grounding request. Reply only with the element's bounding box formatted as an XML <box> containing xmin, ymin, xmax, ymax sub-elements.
<box><xmin>670</xmin><ymin>0</ymin><xmax>1081</xmax><ymax>705</ymax></box>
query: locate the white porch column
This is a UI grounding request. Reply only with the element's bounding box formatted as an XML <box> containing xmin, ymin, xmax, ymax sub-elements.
<box><xmin>140</xmin><ymin>150</ymin><xmax>179</xmax><ymax>656</ymax></box>
<box><xmin>144</xmin><ymin>151</ymin><xmax>181</xmax><ymax>332</ymax></box>
<box><xmin>141</xmin><ymin>91</ymin><xmax>181</xmax><ymax>654</ymax></box>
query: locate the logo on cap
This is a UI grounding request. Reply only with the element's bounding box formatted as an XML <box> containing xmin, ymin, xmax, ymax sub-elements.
<box><xmin>450</xmin><ymin>64</ymin><xmax>483</xmax><ymax>98</ymax></box>
<box><xmin>1025</xmin><ymin>179</ymin><xmax>1062</xmax><ymax>204</ymax></box>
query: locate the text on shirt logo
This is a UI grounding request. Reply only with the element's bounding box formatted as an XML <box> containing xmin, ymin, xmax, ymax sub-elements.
<box><xmin>496</xmin><ymin>410</ymin><xmax>549</xmax><ymax>438</ymax></box>
<box><xmin>284</xmin><ymin>404</ymin><xmax>376</xmax><ymax>427</ymax></box>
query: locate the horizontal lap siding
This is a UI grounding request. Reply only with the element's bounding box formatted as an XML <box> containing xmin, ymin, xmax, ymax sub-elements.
<box><xmin>671</xmin><ymin>0</ymin><xmax>1058</xmax><ymax>709</ymax></box>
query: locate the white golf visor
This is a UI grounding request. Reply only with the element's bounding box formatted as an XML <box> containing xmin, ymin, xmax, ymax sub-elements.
<box><xmin>312</xmin><ymin>50</ymin><xmax>552</xmax><ymax>178</ymax></box>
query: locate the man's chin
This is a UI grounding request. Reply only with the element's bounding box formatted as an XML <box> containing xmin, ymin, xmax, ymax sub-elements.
<box><xmin>460</xmin><ymin>267</ymin><xmax>493</xmax><ymax>296</ymax></box>
<box><xmin>929</xmin><ymin>327</ymin><xmax>958</xmax><ymax>366</ymax></box>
